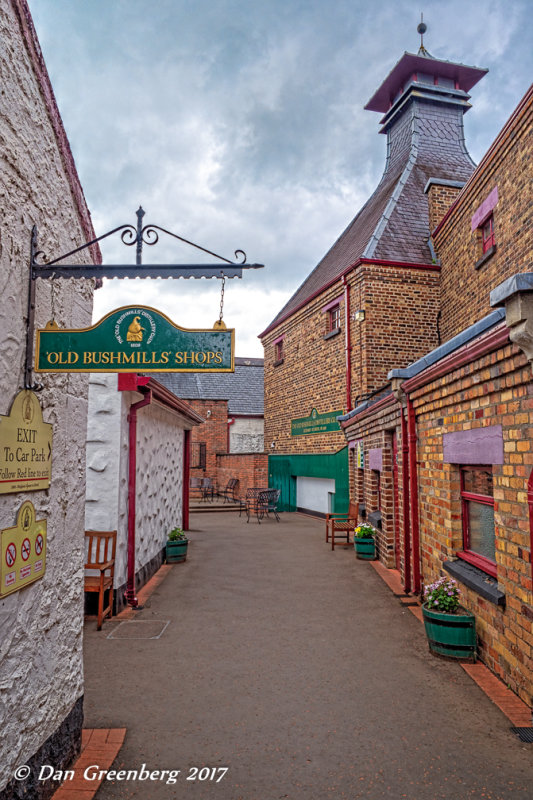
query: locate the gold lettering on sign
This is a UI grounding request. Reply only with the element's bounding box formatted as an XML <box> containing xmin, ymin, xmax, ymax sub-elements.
<box><xmin>0</xmin><ymin>391</ymin><xmax>52</xmax><ymax>494</ymax></box>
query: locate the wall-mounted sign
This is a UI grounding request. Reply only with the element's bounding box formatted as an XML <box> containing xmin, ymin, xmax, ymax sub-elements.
<box><xmin>357</xmin><ymin>441</ymin><xmax>364</xmax><ymax>469</ymax></box>
<box><xmin>0</xmin><ymin>390</ymin><xmax>52</xmax><ymax>494</ymax></box>
<box><xmin>35</xmin><ymin>306</ymin><xmax>235</xmax><ymax>373</ymax></box>
<box><xmin>0</xmin><ymin>501</ymin><xmax>47</xmax><ymax>597</ymax></box>
<box><xmin>291</xmin><ymin>408</ymin><xmax>343</xmax><ymax>437</ymax></box>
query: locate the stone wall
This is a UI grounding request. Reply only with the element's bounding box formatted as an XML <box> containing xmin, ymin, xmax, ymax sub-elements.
<box><xmin>230</xmin><ymin>416</ymin><xmax>264</xmax><ymax>453</ymax></box>
<box><xmin>85</xmin><ymin>380</ymin><xmax>186</xmax><ymax>602</ymax></box>
<box><xmin>0</xmin><ymin>0</ymin><xmax>97</xmax><ymax>793</ymax></box>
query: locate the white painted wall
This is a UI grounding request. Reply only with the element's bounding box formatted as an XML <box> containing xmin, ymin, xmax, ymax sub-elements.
<box><xmin>296</xmin><ymin>476</ymin><xmax>336</xmax><ymax>514</ymax></box>
<box><xmin>86</xmin><ymin>383</ymin><xmax>186</xmax><ymax>591</ymax></box>
<box><xmin>230</xmin><ymin>416</ymin><xmax>264</xmax><ymax>453</ymax></box>
<box><xmin>0</xmin><ymin>1</ymin><xmax>94</xmax><ymax>788</ymax></box>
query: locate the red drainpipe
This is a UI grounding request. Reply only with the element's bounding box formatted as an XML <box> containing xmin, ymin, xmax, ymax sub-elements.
<box><xmin>528</xmin><ymin>470</ymin><xmax>533</xmax><ymax>591</ymax></box>
<box><xmin>125</xmin><ymin>389</ymin><xmax>152</xmax><ymax>607</ymax></box>
<box><xmin>406</xmin><ymin>392</ymin><xmax>421</xmax><ymax>594</ymax></box>
<box><xmin>400</xmin><ymin>406</ymin><xmax>411</xmax><ymax>594</ymax></box>
<box><xmin>342</xmin><ymin>276</ymin><xmax>353</xmax><ymax>412</ymax></box>
<box><xmin>182</xmin><ymin>429</ymin><xmax>191</xmax><ymax>532</ymax></box>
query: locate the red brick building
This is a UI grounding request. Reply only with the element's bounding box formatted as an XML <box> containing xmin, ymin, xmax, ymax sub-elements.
<box><xmin>154</xmin><ymin>357</ymin><xmax>267</xmax><ymax>497</ymax></box>
<box><xmin>260</xmin><ymin>43</ymin><xmax>486</xmax><ymax>516</ymax></box>
<box><xmin>340</xmin><ymin>85</ymin><xmax>533</xmax><ymax>704</ymax></box>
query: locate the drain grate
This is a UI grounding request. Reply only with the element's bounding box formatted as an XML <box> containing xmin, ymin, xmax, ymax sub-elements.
<box><xmin>107</xmin><ymin>620</ymin><xmax>170</xmax><ymax>640</ymax></box>
<box><xmin>510</xmin><ymin>727</ymin><xmax>533</xmax><ymax>743</ymax></box>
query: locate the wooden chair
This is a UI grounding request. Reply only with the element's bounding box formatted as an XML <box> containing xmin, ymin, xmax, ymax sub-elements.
<box><xmin>325</xmin><ymin>501</ymin><xmax>359</xmax><ymax>550</ymax></box>
<box><xmin>84</xmin><ymin>530</ymin><xmax>117</xmax><ymax>630</ymax></box>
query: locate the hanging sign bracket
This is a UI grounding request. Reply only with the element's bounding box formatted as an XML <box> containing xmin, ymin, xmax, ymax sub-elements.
<box><xmin>25</xmin><ymin>206</ymin><xmax>264</xmax><ymax>390</ymax></box>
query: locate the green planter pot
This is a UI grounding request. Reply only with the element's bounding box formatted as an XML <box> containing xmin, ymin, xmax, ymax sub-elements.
<box><xmin>422</xmin><ymin>603</ymin><xmax>477</xmax><ymax>661</ymax></box>
<box><xmin>166</xmin><ymin>538</ymin><xmax>188</xmax><ymax>563</ymax></box>
<box><xmin>353</xmin><ymin>536</ymin><xmax>376</xmax><ymax>560</ymax></box>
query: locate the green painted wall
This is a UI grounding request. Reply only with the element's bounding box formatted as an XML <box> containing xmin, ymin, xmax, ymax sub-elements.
<box><xmin>268</xmin><ymin>448</ymin><xmax>349</xmax><ymax>514</ymax></box>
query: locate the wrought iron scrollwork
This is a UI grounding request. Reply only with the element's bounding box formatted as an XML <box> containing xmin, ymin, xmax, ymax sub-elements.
<box><xmin>119</xmin><ymin>225</ymin><xmax>138</xmax><ymax>247</ymax></box>
<box><xmin>24</xmin><ymin>207</ymin><xmax>263</xmax><ymax>390</ymax></box>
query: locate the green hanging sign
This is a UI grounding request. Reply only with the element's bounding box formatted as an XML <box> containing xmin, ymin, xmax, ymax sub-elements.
<box><xmin>291</xmin><ymin>407</ymin><xmax>343</xmax><ymax>436</ymax></box>
<box><xmin>35</xmin><ymin>306</ymin><xmax>234</xmax><ymax>373</ymax></box>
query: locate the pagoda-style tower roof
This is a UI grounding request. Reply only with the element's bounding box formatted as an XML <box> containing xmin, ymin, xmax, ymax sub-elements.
<box><xmin>261</xmin><ymin>38</ymin><xmax>487</xmax><ymax>336</ymax></box>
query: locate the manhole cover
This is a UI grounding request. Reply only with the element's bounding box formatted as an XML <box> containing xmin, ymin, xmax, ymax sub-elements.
<box><xmin>510</xmin><ymin>727</ymin><xmax>533</xmax><ymax>743</ymax></box>
<box><xmin>107</xmin><ymin>620</ymin><xmax>170</xmax><ymax>640</ymax></box>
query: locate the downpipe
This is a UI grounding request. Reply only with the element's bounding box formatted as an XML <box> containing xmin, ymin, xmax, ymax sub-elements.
<box><xmin>125</xmin><ymin>389</ymin><xmax>152</xmax><ymax>608</ymax></box>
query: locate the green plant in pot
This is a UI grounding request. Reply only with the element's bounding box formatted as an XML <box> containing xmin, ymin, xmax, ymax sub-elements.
<box><xmin>166</xmin><ymin>526</ymin><xmax>188</xmax><ymax>563</ymax></box>
<box><xmin>353</xmin><ymin>523</ymin><xmax>376</xmax><ymax>560</ymax></box>
<box><xmin>422</xmin><ymin>576</ymin><xmax>476</xmax><ymax>661</ymax></box>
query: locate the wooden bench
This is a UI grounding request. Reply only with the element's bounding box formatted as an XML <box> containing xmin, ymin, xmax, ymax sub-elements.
<box><xmin>325</xmin><ymin>501</ymin><xmax>359</xmax><ymax>550</ymax></box>
<box><xmin>84</xmin><ymin>530</ymin><xmax>117</xmax><ymax>630</ymax></box>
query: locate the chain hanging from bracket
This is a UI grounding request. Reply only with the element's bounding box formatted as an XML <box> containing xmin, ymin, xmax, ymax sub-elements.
<box><xmin>213</xmin><ymin>272</ymin><xmax>227</xmax><ymax>330</ymax></box>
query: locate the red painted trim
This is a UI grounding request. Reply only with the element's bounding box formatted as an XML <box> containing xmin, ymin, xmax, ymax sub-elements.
<box><xmin>460</xmin><ymin>466</ymin><xmax>496</xmax><ymax>576</ymax></box>
<box><xmin>259</xmin><ymin>258</ymin><xmax>439</xmax><ymax>339</ymax></box>
<box><xmin>528</xmin><ymin>470</ymin><xmax>533</xmax><ymax>589</ymax></box>
<box><xmin>401</xmin><ymin>407</ymin><xmax>411</xmax><ymax>593</ymax></box>
<box><xmin>340</xmin><ymin>393</ymin><xmax>395</xmax><ymax>428</ymax></box>
<box><xmin>125</xmin><ymin>390</ymin><xmax>152</xmax><ymax>608</ymax></box>
<box><xmin>456</xmin><ymin>550</ymin><xmax>498</xmax><ymax>578</ymax></box>
<box><xmin>392</xmin><ymin>431</ymin><xmax>401</xmax><ymax>571</ymax></box>
<box><xmin>462</xmin><ymin>491</ymin><xmax>494</xmax><ymax>504</ymax></box>
<box><xmin>402</xmin><ymin>323</ymin><xmax>510</xmax><ymax>393</ymax></box>
<box><xmin>343</xmin><ymin>276</ymin><xmax>352</xmax><ymax>412</ymax></box>
<box><xmin>118</xmin><ymin>374</ymin><xmax>203</xmax><ymax>424</ymax></box>
<box><xmin>11</xmin><ymin>0</ymin><xmax>101</xmax><ymax>264</ymax></box>
<box><xmin>407</xmin><ymin>394</ymin><xmax>421</xmax><ymax>594</ymax></box>
<box><xmin>118</xmin><ymin>374</ymin><xmax>151</xmax><ymax>392</ymax></box>
<box><xmin>182</xmin><ymin>430</ymin><xmax>190</xmax><ymax>531</ymax></box>
<box><xmin>321</xmin><ymin>295</ymin><xmax>343</xmax><ymax>313</ymax></box>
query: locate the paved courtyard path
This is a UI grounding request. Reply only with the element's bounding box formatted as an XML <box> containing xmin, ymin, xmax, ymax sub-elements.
<box><xmin>84</xmin><ymin>512</ymin><xmax>533</xmax><ymax>799</ymax></box>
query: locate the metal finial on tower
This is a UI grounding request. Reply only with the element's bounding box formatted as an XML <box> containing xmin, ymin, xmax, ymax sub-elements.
<box><xmin>417</xmin><ymin>13</ymin><xmax>430</xmax><ymax>56</ymax></box>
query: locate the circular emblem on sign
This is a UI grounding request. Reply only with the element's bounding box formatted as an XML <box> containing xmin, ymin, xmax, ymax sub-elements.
<box><xmin>114</xmin><ymin>309</ymin><xmax>157</xmax><ymax>346</ymax></box>
<box><xmin>6</xmin><ymin>543</ymin><xmax>16</xmax><ymax>567</ymax></box>
<box><xmin>21</xmin><ymin>538</ymin><xmax>31</xmax><ymax>561</ymax></box>
<box><xmin>35</xmin><ymin>533</ymin><xmax>44</xmax><ymax>556</ymax></box>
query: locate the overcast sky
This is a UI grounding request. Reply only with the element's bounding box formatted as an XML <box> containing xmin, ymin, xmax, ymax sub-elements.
<box><xmin>30</xmin><ymin>0</ymin><xmax>533</xmax><ymax>356</ymax></box>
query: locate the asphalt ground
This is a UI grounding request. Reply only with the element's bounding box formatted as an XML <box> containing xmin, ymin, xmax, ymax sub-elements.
<box><xmin>83</xmin><ymin>511</ymin><xmax>533</xmax><ymax>800</ymax></box>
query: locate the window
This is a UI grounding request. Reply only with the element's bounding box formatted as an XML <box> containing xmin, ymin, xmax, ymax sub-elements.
<box><xmin>481</xmin><ymin>214</ymin><xmax>495</xmax><ymax>253</ymax></box>
<box><xmin>459</xmin><ymin>466</ymin><xmax>496</xmax><ymax>576</ymax></box>
<box><xmin>274</xmin><ymin>339</ymin><xmax>284</xmax><ymax>364</ymax></box>
<box><xmin>191</xmin><ymin>442</ymin><xmax>206</xmax><ymax>470</ymax></box>
<box><xmin>328</xmin><ymin>304</ymin><xmax>341</xmax><ymax>333</ymax></box>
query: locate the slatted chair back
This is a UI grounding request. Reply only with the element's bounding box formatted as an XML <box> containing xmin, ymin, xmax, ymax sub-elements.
<box><xmin>85</xmin><ymin>530</ymin><xmax>116</xmax><ymax>572</ymax></box>
<box><xmin>84</xmin><ymin>530</ymin><xmax>117</xmax><ymax>630</ymax></box>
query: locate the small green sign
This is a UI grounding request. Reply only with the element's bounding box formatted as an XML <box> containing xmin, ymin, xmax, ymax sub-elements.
<box><xmin>35</xmin><ymin>306</ymin><xmax>234</xmax><ymax>373</ymax></box>
<box><xmin>291</xmin><ymin>408</ymin><xmax>343</xmax><ymax>436</ymax></box>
